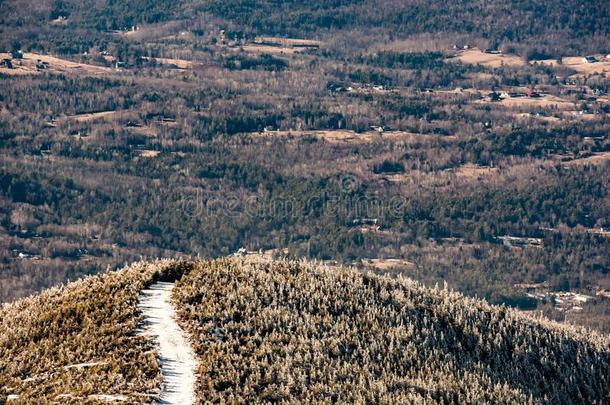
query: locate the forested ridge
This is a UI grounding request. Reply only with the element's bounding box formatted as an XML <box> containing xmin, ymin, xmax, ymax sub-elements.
<box><xmin>1</xmin><ymin>0</ymin><xmax>610</xmax><ymax>56</ymax></box>
<box><xmin>173</xmin><ymin>258</ymin><xmax>610</xmax><ymax>403</ymax></box>
<box><xmin>1</xmin><ymin>259</ymin><xmax>609</xmax><ymax>403</ymax></box>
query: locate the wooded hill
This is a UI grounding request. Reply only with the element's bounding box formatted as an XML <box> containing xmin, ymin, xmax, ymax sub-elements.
<box><xmin>1</xmin><ymin>258</ymin><xmax>609</xmax><ymax>403</ymax></box>
<box><xmin>1</xmin><ymin>0</ymin><xmax>609</xmax><ymax>56</ymax></box>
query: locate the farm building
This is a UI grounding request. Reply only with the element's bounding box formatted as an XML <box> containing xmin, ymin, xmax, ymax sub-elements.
<box><xmin>488</xmin><ymin>91</ymin><xmax>502</xmax><ymax>101</ymax></box>
<box><xmin>583</xmin><ymin>56</ymin><xmax>598</xmax><ymax>63</ymax></box>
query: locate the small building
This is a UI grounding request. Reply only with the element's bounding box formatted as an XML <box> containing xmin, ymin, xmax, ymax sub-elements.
<box><xmin>498</xmin><ymin>235</ymin><xmax>543</xmax><ymax>248</ymax></box>
<box><xmin>370</xmin><ymin>125</ymin><xmax>392</xmax><ymax>133</ymax></box>
<box><xmin>125</xmin><ymin>121</ymin><xmax>143</xmax><ymax>128</ymax></box>
<box><xmin>583</xmin><ymin>56</ymin><xmax>598</xmax><ymax>64</ymax></box>
<box><xmin>11</xmin><ymin>50</ymin><xmax>23</xmax><ymax>59</ymax></box>
<box><xmin>525</xmin><ymin>89</ymin><xmax>541</xmax><ymax>98</ymax></box>
<box><xmin>488</xmin><ymin>91</ymin><xmax>502</xmax><ymax>101</ymax></box>
<box><xmin>36</xmin><ymin>60</ymin><xmax>49</xmax><ymax>70</ymax></box>
<box><xmin>597</xmin><ymin>290</ymin><xmax>610</xmax><ymax>300</ymax></box>
<box><xmin>233</xmin><ymin>247</ymin><xmax>247</xmax><ymax>257</ymax></box>
<box><xmin>352</xmin><ymin>218</ymin><xmax>378</xmax><ymax>226</ymax></box>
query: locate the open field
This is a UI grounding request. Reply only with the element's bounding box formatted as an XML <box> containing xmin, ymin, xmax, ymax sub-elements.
<box><xmin>452</xmin><ymin>48</ymin><xmax>525</xmax><ymax>68</ymax></box>
<box><xmin>239</xmin><ymin>44</ymin><xmax>303</xmax><ymax>54</ymax></box>
<box><xmin>254</xmin><ymin>129</ymin><xmax>451</xmax><ymax>143</ymax></box>
<box><xmin>65</xmin><ymin>110</ymin><xmax>122</xmax><ymax>122</ymax></box>
<box><xmin>514</xmin><ymin>112</ymin><xmax>563</xmax><ymax>123</ymax></box>
<box><xmin>475</xmin><ymin>92</ymin><xmax>574</xmax><ymax>109</ymax></box>
<box><xmin>533</xmin><ymin>55</ymin><xmax>610</xmax><ymax>75</ymax></box>
<box><xmin>563</xmin><ymin>151</ymin><xmax>610</xmax><ymax>166</ymax></box>
<box><xmin>453</xmin><ymin>163</ymin><xmax>499</xmax><ymax>178</ymax></box>
<box><xmin>254</xmin><ymin>36</ymin><xmax>322</xmax><ymax>47</ymax></box>
<box><xmin>563</xmin><ymin>56</ymin><xmax>610</xmax><ymax>75</ymax></box>
<box><xmin>142</xmin><ymin>56</ymin><xmax>196</xmax><ymax>69</ymax></box>
<box><xmin>137</xmin><ymin>149</ymin><xmax>161</xmax><ymax>158</ymax></box>
<box><xmin>238</xmin><ymin>36</ymin><xmax>322</xmax><ymax>54</ymax></box>
<box><xmin>498</xmin><ymin>94</ymin><xmax>574</xmax><ymax>108</ymax></box>
<box><xmin>365</xmin><ymin>258</ymin><xmax>416</xmax><ymax>270</ymax></box>
<box><xmin>0</xmin><ymin>52</ymin><xmax>113</xmax><ymax>76</ymax></box>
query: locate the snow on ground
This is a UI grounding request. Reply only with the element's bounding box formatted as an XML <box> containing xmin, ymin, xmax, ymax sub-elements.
<box><xmin>138</xmin><ymin>282</ymin><xmax>198</xmax><ymax>405</ymax></box>
<box><xmin>88</xmin><ymin>394</ymin><xmax>128</xmax><ymax>402</ymax></box>
<box><xmin>63</xmin><ymin>361</ymin><xmax>107</xmax><ymax>369</ymax></box>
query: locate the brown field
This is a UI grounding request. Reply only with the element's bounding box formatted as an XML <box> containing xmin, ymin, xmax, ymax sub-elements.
<box><xmin>533</xmin><ymin>56</ymin><xmax>610</xmax><ymax>76</ymax></box>
<box><xmin>239</xmin><ymin>36</ymin><xmax>322</xmax><ymax>55</ymax></box>
<box><xmin>454</xmin><ymin>163</ymin><xmax>499</xmax><ymax>178</ymax></box>
<box><xmin>376</xmin><ymin>37</ymin><xmax>456</xmax><ymax>53</ymax></box>
<box><xmin>254</xmin><ymin>36</ymin><xmax>322</xmax><ymax>47</ymax></box>
<box><xmin>563</xmin><ymin>151</ymin><xmax>610</xmax><ymax>166</ymax></box>
<box><xmin>143</xmin><ymin>56</ymin><xmax>195</xmax><ymax>69</ymax></box>
<box><xmin>255</xmin><ymin>129</ymin><xmax>448</xmax><ymax>144</ymax></box>
<box><xmin>587</xmin><ymin>228</ymin><xmax>610</xmax><ymax>238</ymax></box>
<box><xmin>137</xmin><ymin>149</ymin><xmax>160</xmax><ymax>158</ymax></box>
<box><xmin>561</xmin><ymin>56</ymin><xmax>610</xmax><ymax>76</ymax></box>
<box><xmin>240</xmin><ymin>44</ymin><xmax>302</xmax><ymax>54</ymax></box>
<box><xmin>486</xmin><ymin>94</ymin><xmax>574</xmax><ymax>108</ymax></box>
<box><xmin>127</xmin><ymin>125</ymin><xmax>157</xmax><ymax>137</ymax></box>
<box><xmin>366</xmin><ymin>258</ymin><xmax>416</xmax><ymax>270</ymax></box>
<box><xmin>65</xmin><ymin>110</ymin><xmax>121</xmax><ymax>122</ymax></box>
<box><xmin>514</xmin><ymin>113</ymin><xmax>562</xmax><ymax>123</ymax></box>
<box><xmin>452</xmin><ymin>49</ymin><xmax>525</xmax><ymax>68</ymax></box>
<box><xmin>0</xmin><ymin>52</ymin><xmax>113</xmax><ymax>76</ymax></box>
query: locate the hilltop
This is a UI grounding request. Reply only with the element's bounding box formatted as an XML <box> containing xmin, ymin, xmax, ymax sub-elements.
<box><xmin>1</xmin><ymin>258</ymin><xmax>609</xmax><ymax>403</ymax></box>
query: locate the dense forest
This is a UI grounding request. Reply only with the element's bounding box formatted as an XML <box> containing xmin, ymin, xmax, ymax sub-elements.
<box><xmin>1</xmin><ymin>0</ymin><xmax>610</xmax><ymax>57</ymax></box>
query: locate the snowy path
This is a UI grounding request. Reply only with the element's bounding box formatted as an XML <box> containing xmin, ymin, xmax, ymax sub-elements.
<box><xmin>138</xmin><ymin>282</ymin><xmax>198</xmax><ymax>405</ymax></box>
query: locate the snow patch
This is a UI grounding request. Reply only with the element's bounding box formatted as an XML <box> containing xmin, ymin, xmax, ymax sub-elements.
<box><xmin>88</xmin><ymin>394</ymin><xmax>128</xmax><ymax>402</ymax></box>
<box><xmin>138</xmin><ymin>281</ymin><xmax>198</xmax><ymax>404</ymax></box>
<box><xmin>64</xmin><ymin>361</ymin><xmax>107</xmax><ymax>369</ymax></box>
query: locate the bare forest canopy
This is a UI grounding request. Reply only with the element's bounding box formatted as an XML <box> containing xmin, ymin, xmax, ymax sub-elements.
<box><xmin>1</xmin><ymin>0</ymin><xmax>610</xmax><ymax>56</ymax></box>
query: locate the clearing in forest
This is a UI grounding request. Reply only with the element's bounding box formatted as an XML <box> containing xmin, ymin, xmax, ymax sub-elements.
<box><xmin>0</xmin><ymin>52</ymin><xmax>113</xmax><ymax>76</ymax></box>
<box><xmin>452</xmin><ymin>48</ymin><xmax>525</xmax><ymax>68</ymax></box>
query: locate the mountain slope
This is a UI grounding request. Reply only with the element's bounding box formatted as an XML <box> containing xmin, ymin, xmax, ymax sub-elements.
<box><xmin>1</xmin><ymin>0</ymin><xmax>609</xmax><ymax>55</ymax></box>
<box><xmin>1</xmin><ymin>258</ymin><xmax>609</xmax><ymax>403</ymax></box>
<box><xmin>0</xmin><ymin>260</ymin><xmax>191</xmax><ymax>403</ymax></box>
<box><xmin>174</xmin><ymin>258</ymin><xmax>610</xmax><ymax>404</ymax></box>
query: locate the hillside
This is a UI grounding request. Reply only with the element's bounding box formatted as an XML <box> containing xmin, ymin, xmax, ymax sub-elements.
<box><xmin>1</xmin><ymin>0</ymin><xmax>609</xmax><ymax>56</ymax></box>
<box><xmin>0</xmin><ymin>260</ymin><xmax>189</xmax><ymax>403</ymax></box>
<box><xmin>1</xmin><ymin>258</ymin><xmax>609</xmax><ymax>403</ymax></box>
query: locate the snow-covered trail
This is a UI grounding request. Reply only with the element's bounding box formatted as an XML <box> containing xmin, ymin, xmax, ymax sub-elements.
<box><xmin>138</xmin><ymin>282</ymin><xmax>198</xmax><ymax>405</ymax></box>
